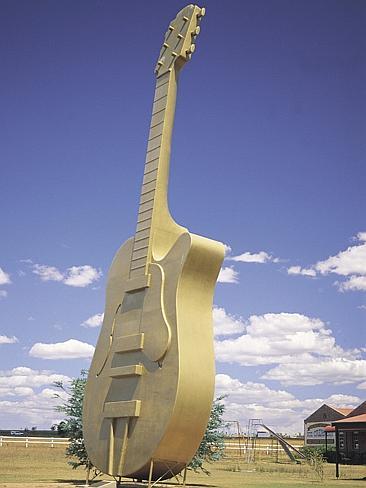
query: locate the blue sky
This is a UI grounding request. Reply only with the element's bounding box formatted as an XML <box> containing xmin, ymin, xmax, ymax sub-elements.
<box><xmin>0</xmin><ymin>0</ymin><xmax>365</xmax><ymax>433</ymax></box>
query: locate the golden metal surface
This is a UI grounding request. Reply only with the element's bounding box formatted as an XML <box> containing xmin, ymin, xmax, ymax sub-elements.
<box><xmin>83</xmin><ymin>4</ymin><xmax>224</xmax><ymax>481</ymax></box>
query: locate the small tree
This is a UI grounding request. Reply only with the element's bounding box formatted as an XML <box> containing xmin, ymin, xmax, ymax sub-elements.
<box><xmin>189</xmin><ymin>396</ymin><xmax>226</xmax><ymax>475</ymax></box>
<box><xmin>301</xmin><ymin>446</ymin><xmax>325</xmax><ymax>481</ymax></box>
<box><xmin>54</xmin><ymin>369</ymin><xmax>95</xmax><ymax>483</ymax></box>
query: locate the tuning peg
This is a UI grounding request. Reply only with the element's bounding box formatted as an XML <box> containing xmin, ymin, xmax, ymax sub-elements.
<box><xmin>197</xmin><ymin>7</ymin><xmax>205</xmax><ymax>18</ymax></box>
<box><xmin>186</xmin><ymin>44</ymin><xmax>195</xmax><ymax>56</ymax></box>
<box><xmin>192</xmin><ymin>26</ymin><xmax>200</xmax><ymax>36</ymax></box>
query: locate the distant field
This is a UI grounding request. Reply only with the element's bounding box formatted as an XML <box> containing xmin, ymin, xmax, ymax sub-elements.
<box><xmin>0</xmin><ymin>445</ymin><xmax>365</xmax><ymax>487</ymax></box>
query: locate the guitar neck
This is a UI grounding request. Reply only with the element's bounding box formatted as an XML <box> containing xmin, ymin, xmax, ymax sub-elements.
<box><xmin>129</xmin><ymin>68</ymin><xmax>184</xmax><ymax>280</ymax></box>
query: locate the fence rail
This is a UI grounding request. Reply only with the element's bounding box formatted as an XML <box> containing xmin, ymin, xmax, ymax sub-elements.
<box><xmin>0</xmin><ymin>436</ymin><xmax>69</xmax><ymax>447</ymax></box>
<box><xmin>0</xmin><ymin>436</ymin><xmax>304</xmax><ymax>457</ymax></box>
<box><xmin>225</xmin><ymin>442</ymin><xmax>303</xmax><ymax>452</ymax></box>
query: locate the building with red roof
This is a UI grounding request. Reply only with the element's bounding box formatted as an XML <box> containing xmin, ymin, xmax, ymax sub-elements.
<box><xmin>304</xmin><ymin>404</ymin><xmax>353</xmax><ymax>446</ymax></box>
<box><xmin>332</xmin><ymin>401</ymin><xmax>366</xmax><ymax>476</ymax></box>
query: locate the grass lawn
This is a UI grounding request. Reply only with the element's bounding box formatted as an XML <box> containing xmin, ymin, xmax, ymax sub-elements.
<box><xmin>0</xmin><ymin>446</ymin><xmax>365</xmax><ymax>487</ymax></box>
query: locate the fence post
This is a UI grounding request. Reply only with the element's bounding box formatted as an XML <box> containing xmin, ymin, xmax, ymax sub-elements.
<box><xmin>51</xmin><ymin>438</ymin><xmax>54</xmax><ymax>448</ymax></box>
<box><xmin>0</xmin><ymin>436</ymin><xmax>2</xmax><ymax>447</ymax></box>
<box><xmin>25</xmin><ymin>437</ymin><xmax>29</xmax><ymax>448</ymax></box>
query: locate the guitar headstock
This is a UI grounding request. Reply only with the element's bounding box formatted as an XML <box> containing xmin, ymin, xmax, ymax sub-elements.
<box><xmin>155</xmin><ymin>4</ymin><xmax>205</xmax><ymax>77</ymax></box>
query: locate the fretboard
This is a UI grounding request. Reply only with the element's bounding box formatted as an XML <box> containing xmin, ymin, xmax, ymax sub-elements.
<box><xmin>129</xmin><ymin>71</ymin><xmax>172</xmax><ymax>280</ymax></box>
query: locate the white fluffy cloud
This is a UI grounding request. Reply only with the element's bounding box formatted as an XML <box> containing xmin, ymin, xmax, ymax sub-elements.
<box><xmin>228</xmin><ymin>251</ymin><xmax>276</xmax><ymax>264</ymax></box>
<box><xmin>81</xmin><ymin>313</ymin><xmax>104</xmax><ymax>328</ymax></box>
<box><xmin>29</xmin><ymin>339</ymin><xmax>95</xmax><ymax>359</ymax></box>
<box><xmin>0</xmin><ymin>335</ymin><xmax>18</xmax><ymax>344</ymax></box>
<box><xmin>316</xmin><ymin>232</ymin><xmax>366</xmax><ymax>277</ymax></box>
<box><xmin>289</xmin><ymin>233</ymin><xmax>366</xmax><ymax>291</ymax></box>
<box><xmin>215</xmin><ymin>312</ymin><xmax>341</xmax><ymax>366</ymax></box>
<box><xmin>338</xmin><ymin>276</ymin><xmax>366</xmax><ymax>292</ymax></box>
<box><xmin>0</xmin><ymin>367</ymin><xmax>70</xmax><ymax>389</ymax></box>
<box><xmin>215</xmin><ymin>373</ymin><xmax>361</xmax><ymax>434</ymax></box>
<box><xmin>0</xmin><ymin>267</ymin><xmax>11</xmax><ymax>285</ymax></box>
<box><xmin>0</xmin><ymin>267</ymin><xmax>11</xmax><ymax>297</ymax></box>
<box><xmin>216</xmin><ymin>374</ymin><xmax>294</xmax><ymax>406</ymax></box>
<box><xmin>0</xmin><ymin>367</ymin><xmax>71</xmax><ymax>429</ymax></box>
<box><xmin>215</xmin><ymin>311</ymin><xmax>365</xmax><ymax>387</ymax></box>
<box><xmin>32</xmin><ymin>263</ymin><xmax>102</xmax><ymax>288</ymax></box>
<box><xmin>223</xmin><ymin>244</ymin><xmax>232</xmax><ymax>255</ymax></box>
<box><xmin>287</xmin><ymin>266</ymin><xmax>316</xmax><ymax>277</ymax></box>
<box><xmin>263</xmin><ymin>358</ymin><xmax>366</xmax><ymax>386</ymax></box>
<box><xmin>218</xmin><ymin>266</ymin><xmax>239</xmax><ymax>283</ymax></box>
<box><xmin>316</xmin><ymin>233</ymin><xmax>366</xmax><ymax>292</ymax></box>
<box><xmin>63</xmin><ymin>266</ymin><xmax>102</xmax><ymax>287</ymax></box>
<box><xmin>32</xmin><ymin>264</ymin><xmax>63</xmax><ymax>282</ymax></box>
<box><xmin>213</xmin><ymin>307</ymin><xmax>245</xmax><ymax>337</ymax></box>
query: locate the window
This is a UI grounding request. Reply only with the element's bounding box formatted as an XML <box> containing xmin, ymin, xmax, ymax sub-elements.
<box><xmin>353</xmin><ymin>432</ymin><xmax>359</xmax><ymax>450</ymax></box>
<box><xmin>339</xmin><ymin>431</ymin><xmax>345</xmax><ymax>450</ymax></box>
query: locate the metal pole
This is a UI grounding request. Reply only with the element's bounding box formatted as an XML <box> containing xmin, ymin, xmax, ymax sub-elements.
<box><xmin>148</xmin><ymin>459</ymin><xmax>154</xmax><ymax>488</ymax></box>
<box><xmin>85</xmin><ymin>463</ymin><xmax>90</xmax><ymax>486</ymax></box>
<box><xmin>182</xmin><ymin>466</ymin><xmax>187</xmax><ymax>487</ymax></box>
<box><xmin>335</xmin><ymin>427</ymin><xmax>339</xmax><ymax>479</ymax></box>
<box><xmin>236</xmin><ymin>421</ymin><xmax>242</xmax><ymax>457</ymax></box>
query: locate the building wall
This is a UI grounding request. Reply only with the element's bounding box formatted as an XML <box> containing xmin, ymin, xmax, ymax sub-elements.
<box><xmin>337</xmin><ymin>427</ymin><xmax>366</xmax><ymax>464</ymax></box>
<box><xmin>304</xmin><ymin>405</ymin><xmax>347</xmax><ymax>445</ymax></box>
<box><xmin>305</xmin><ymin>422</ymin><xmax>335</xmax><ymax>445</ymax></box>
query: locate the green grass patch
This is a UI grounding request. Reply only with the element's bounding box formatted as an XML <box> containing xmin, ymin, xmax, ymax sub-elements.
<box><xmin>0</xmin><ymin>446</ymin><xmax>365</xmax><ymax>487</ymax></box>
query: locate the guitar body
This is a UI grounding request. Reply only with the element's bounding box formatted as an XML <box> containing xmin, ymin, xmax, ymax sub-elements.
<box><xmin>82</xmin><ymin>4</ymin><xmax>223</xmax><ymax>481</ymax></box>
<box><xmin>83</xmin><ymin>232</ymin><xmax>224</xmax><ymax>479</ymax></box>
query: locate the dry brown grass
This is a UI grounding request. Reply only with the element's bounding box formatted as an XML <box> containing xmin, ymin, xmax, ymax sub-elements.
<box><xmin>0</xmin><ymin>445</ymin><xmax>86</xmax><ymax>484</ymax></box>
<box><xmin>0</xmin><ymin>446</ymin><xmax>365</xmax><ymax>487</ymax></box>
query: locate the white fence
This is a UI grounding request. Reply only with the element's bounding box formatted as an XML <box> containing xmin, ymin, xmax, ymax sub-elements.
<box><xmin>0</xmin><ymin>435</ymin><xmax>69</xmax><ymax>447</ymax></box>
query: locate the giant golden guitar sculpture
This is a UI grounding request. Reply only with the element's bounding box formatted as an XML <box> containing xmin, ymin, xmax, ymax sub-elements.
<box><xmin>83</xmin><ymin>4</ymin><xmax>224</xmax><ymax>482</ymax></box>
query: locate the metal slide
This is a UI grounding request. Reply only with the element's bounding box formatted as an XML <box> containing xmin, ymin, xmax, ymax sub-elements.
<box><xmin>258</xmin><ymin>424</ymin><xmax>306</xmax><ymax>462</ymax></box>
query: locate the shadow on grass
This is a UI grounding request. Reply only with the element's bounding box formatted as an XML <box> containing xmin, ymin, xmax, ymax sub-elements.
<box><xmin>55</xmin><ymin>481</ymin><xmax>86</xmax><ymax>485</ymax></box>
<box><xmin>55</xmin><ymin>481</ymin><xmax>218</xmax><ymax>487</ymax></box>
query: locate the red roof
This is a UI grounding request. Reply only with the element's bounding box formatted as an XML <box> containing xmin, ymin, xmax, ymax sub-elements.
<box><xmin>333</xmin><ymin>414</ymin><xmax>366</xmax><ymax>424</ymax></box>
<box><xmin>331</xmin><ymin>407</ymin><xmax>353</xmax><ymax>416</ymax></box>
